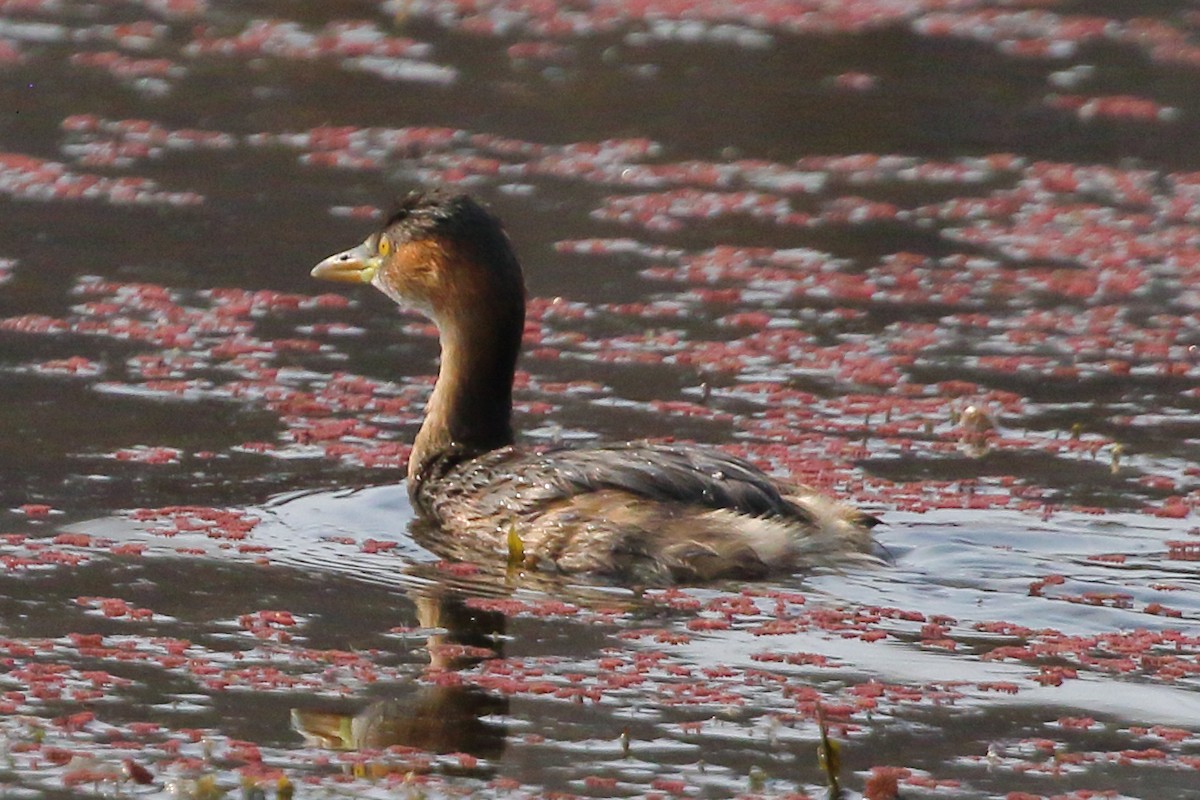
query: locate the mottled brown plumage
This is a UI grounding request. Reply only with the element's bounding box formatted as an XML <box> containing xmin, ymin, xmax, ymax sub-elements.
<box><xmin>312</xmin><ymin>190</ymin><xmax>878</xmax><ymax>583</ymax></box>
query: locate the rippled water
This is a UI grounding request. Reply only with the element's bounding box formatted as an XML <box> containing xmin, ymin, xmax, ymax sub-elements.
<box><xmin>2</xmin><ymin>1</ymin><xmax>1200</xmax><ymax>798</ymax></box>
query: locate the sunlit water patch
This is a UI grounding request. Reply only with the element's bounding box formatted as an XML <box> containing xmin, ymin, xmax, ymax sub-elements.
<box><xmin>0</xmin><ymin>489</ymin><xmax>1194</xmax><ymax>798</ymax></box>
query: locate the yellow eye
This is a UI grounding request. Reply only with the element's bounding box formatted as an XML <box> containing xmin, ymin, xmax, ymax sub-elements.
<box><xmin>377</xmin><ymin>236</ymin><xmax>392</xmax><ymax>257</ymax></box>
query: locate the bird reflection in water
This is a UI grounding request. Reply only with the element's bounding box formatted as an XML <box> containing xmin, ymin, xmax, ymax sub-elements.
<box><xmin>291</xmin><ymin>592</ymin><xmax>508</xmax><ymax>779</ymax></box>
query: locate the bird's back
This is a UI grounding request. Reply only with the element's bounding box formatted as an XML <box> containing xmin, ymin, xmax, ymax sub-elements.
<box><xmin>413</xmin><ymin>442</ymin><xmax>877</xmax><ymax>583</ymax></box>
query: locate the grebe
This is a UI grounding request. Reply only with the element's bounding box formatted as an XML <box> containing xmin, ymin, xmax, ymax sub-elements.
<box><xmin>311</xmin><ymin>191</ymin><xmax>877</xmax><ymax>583</ymax></box>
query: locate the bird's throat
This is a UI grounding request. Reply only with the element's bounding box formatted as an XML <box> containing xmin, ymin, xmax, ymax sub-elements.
<box><xmin>408</xmin><ymin>305</ymin><xmax>521</xmax><ymax>489</ymax></box>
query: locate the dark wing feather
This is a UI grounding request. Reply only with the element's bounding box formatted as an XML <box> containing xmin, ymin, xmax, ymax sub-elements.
<box><xmin>422</xmin><ymin>441</ymin><xmax>814</xmax><ymax>524</ymax></box>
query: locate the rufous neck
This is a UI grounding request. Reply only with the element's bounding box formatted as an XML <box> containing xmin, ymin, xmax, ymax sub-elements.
<box><xmin>408</xmin><ymin>301</ymin><xmax>522</xmax><ymax>487</ymax></box>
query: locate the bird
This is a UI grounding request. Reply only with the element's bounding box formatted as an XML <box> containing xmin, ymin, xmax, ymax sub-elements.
<box><xmin>311</xmin><ymin>190</ymin><xmax>878</xmax><ymax>584</ymax></box>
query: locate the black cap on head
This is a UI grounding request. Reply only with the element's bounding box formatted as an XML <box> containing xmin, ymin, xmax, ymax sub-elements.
<box><xmin>382</xmin><ymin>189</ymin><xmax>504</xmax><ymax>243</ymax></box>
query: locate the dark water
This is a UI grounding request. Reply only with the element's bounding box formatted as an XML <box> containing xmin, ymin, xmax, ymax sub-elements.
<box><xmin>2</xmin><ymin>1</ymin><xmax>1200</xmax><ymax>798</ymax></box>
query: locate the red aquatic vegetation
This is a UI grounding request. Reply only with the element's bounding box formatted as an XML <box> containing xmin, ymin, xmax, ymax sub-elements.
<box><xmin>1046</xmin><ymin>93</ymin><xmax>1179</xmax><ymax>123</ymax></box>
<box><xmin>0</xmin><ymin>151</ymin><xmax>204</xmax><ymax>206</ymax></box>
<box><xmin>1166</xmin><ymin>540</ymin><xmax>1200</xmax><ymax>560</ymax></box>
<box><xmin>18</xmin><ymin>504</ymin><xmax>54</xmax><ymax>517</ymax></box>
<box><xmin>0</xmin><ymin>38</ymin><xmax>24</xmax><ymax>64</ymax></box>
<box><xmin>69</xmin><ymin>51</ymin><xmax>184</xmax><ymax>83</ymax></box>
<box><xmin>75</xmin><ymin>597</ymin><xmax>155</xmax><ymax>620</ymax></box>
<box><xmin>186</xmin><ymin>19</ymin><xmax>431</xmax><ymax>62</ymax></box>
